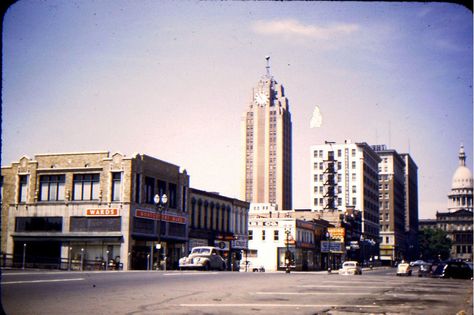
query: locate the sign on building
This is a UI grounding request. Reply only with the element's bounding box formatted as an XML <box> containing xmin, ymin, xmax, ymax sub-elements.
<box><xmin>321</xmin><ymin>241</ymin><xmax>344</xmax><ymax>253</ymax></box>
<box><xmin>327</xmin><ymin>227</ymin><xmax>345</xmax><ymax>241</ymax></box>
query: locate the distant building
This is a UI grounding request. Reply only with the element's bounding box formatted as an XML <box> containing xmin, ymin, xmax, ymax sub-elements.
<box><xmin>372</xmin><ymin>145</ymin><xmax>408</xmax><ymax>264</ymax></box>
<box><xmin>401</xmin><ymin>153</ymin><xmax>419</xmax><ymax>261</ymax></box>
<box><xmin>188</xmin><ymin>188</ymin><xmax>249</xmax><ymax>270</ymax></box>
<box><xmin>419</xmin><ymin>144</ymin><xmax>473</xmax><ymax>261</ymax></box>
<box><xmin>247</xmin><ymin>204</ymin><xmax>328</xmax><ymax>271</ymax></box>
<box><xmin>1</xmin><ymin>151</ymin><xmax>190</xmax><ymax>270</ymax></box>
<box><xmin>241</xmin><ymin>57</ymin><xmax>292</xmax><ymax>210</ymax></box>
<box><xmin>310</xmin><ymin>141</ymin><xmax>381</xmax><ymax>244</ymax></box>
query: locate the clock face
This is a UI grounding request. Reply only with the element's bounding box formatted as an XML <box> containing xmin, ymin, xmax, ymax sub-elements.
<box><xmin>255</xmin><ymin>92</ymin><xmax>267</xmax><ymax>105</ymax></box>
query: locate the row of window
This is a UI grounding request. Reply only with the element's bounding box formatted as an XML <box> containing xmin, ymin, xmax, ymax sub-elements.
<box><xmin>313</xmin><ymin>197</ymin><xmax>357</xmax><ymax>207</ymax></box>
<box><xmin>313</xmin><ymin>173</ymin><xmax>358</xmax><ymax>183</ymax></box>
<box><xmin>248</xmin><ymin>229</ymin><xmax>314</xmax><ymax>244</ymax></box>
<box><xmin>313</xmin><ymin>149</ymin><xmax>357</xmax><ymax>159</ymax></box>
<box><xmin>17</xmin><ymin>173</ymin><xmax>183</xmax><ymax>209</ymax></box>
<box><xmin>313</xmin><ymin>185</ymin><xmax>357</xmax><ymax>194</ymax></box>
<box><xmin>18</xmin><ymin>173</ymin><xmax>121</xmax><ymax>203</ymax></box>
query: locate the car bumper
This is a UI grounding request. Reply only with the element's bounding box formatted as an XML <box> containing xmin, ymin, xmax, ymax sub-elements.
<box><xmin>179</xmin><ymin>263</ymin><xmax>206</xmax><ymax>269</ymax></box>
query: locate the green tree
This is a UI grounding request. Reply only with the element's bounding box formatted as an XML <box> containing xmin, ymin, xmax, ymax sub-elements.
<box><xmin>418</xmin><ymin>228</ymin><xmax>452</xmax><ymax>261</ymax></box>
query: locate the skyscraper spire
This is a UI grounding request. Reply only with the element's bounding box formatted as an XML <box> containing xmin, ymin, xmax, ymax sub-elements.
<box><xmin>265</xmin><ymin>56</ymin><xmax>271</xmax><ymax>77</ymax></box>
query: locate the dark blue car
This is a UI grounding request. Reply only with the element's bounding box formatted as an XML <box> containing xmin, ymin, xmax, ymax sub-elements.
<box><xmin>432</xmin><ymin>261</ymin><xmax>473</xmax><ymax>279</ymax></box>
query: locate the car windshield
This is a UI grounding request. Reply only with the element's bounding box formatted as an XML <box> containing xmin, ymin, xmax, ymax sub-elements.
<box><xmin>192</xmin><ymin>248</ymin><xmax>211</xmax><ymax>255</ymax></box>
<box><xmin>344</xmin><ymin>262</ymin><xmax>356</xmax><ymax>268</ymax></box>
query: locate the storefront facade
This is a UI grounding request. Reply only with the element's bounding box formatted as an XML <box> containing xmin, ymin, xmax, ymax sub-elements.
<box><xmin>1</xmin><ymin>151</ymin><xmax>189</xmax><ymax>270</ymax></box>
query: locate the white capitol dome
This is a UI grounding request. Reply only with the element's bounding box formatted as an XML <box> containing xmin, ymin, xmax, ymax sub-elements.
<box><xmin>448</xmin><ymin>144</ymin><xmax>473</xmax><ymax>211</ymax></box>
<box><xmin>452</xmin><ymin>165</ymin><xmax>473</xmax><ymax>189</ymax></box>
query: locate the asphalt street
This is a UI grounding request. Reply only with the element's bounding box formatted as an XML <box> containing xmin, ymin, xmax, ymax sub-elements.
<box><xmin>1</xmin><ymin>268</ymin><xmax>472</xmax><ymax>315</ymax></box>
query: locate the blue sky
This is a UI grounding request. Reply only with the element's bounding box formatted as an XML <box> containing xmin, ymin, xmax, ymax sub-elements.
<box><xmin>3</xmin><ymin>1</ymin><xmax>472</xmax><ymax>219</ymax></box>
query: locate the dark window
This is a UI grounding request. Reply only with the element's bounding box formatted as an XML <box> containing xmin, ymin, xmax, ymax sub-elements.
<box><xmin>145</xmin><ymin>177</ymin><xmax>155</xmax><ymax>203</ymax></box>
<box><xmin>182</xmin><ymin>186</ymin><xmax>187</xmax><ymax>212</ymax></box>
<box><xmin>73</xmin><ymin>174</ymin><xmax>100</xmax><ymax>201</ymax></box>
<box><xmin>70</xmin><ymin>217</ymin><xmax>121</xmax><ymax>232</ymax></box>
<box><xmin>274</xmin><ymin>230</ymin><xmax>279</xmax><ymax>241</ymax></box>
<box><xmin>157</xmin><ymin>180</ymin><xmax>166</xmax><ymax>197</ymax></box>
<box><xmin>169</xmin><ymin>183</ymin><xmax>177</xmax><ymax>209</ymax></box>
<box><xmin>39</xmin><ymin>175</ymin><xmax>65</xmax><ymax>201</ymax></box>
<box><xmin>133</xmin><ymin>217</ymin><xmax>154</xmax><ymax>234</ymax></box>
<box><xmin>16</xmin><ymin>217</ymin><xmax>62</xmax><ymax>232</ymax></box>
<box><xmin>111</xmin><ymin>172</ymin><xmax>122</xmax><ymax>201</ymax></box>
<box><xmin>168</xmin><ymin>223</ymin><xmax>186</xmax><ymax>237</ymax></box>
<box><xmin>135</xmin><ymin>174</ymin><xmax>141</xmax><ymax>203</ymax></box>
<box><xmin>248</xmin><ymin>230</ymin><xmax>253</xmax><ymax>240</ymax></box>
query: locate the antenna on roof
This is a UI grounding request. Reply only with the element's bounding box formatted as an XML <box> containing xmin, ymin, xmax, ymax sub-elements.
<box><xmin>265</xmin><ymin>56</ymin><xmax>270</xmax><ymax>76</ymax></box>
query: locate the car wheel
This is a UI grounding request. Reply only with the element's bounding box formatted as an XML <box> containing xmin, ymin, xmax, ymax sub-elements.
<box><xmin>203</xmin><ymin>262</ymin><xmax>210</xmax><ymax>271</ymax></box>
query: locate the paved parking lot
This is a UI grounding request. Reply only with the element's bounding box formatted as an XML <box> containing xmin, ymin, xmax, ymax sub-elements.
<box><xmin>2</xmin><ymin>268</ymin><xmax>472</xmax><ymax>315</ymax></box>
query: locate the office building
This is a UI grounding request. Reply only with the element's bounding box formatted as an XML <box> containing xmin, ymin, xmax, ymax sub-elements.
<box><xmin>373</xmin><ymin>145</ymin><xmax>408</xmax><ymax>264</ymax></box>
<box><xmin>310</xmin><ymin>141</ymin><xmax>381</xmax><ymax>245</ymax></box>
<box><xmin>241</xmin><ymin>57</ymin><xmax>292</xmax><ymax>210</ymax></box>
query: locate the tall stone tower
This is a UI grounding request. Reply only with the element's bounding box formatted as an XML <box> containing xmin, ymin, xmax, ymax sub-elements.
<box><xmin>241</xmin><ymin>57</ymin><xmax>292</xmax><ymax>210</ymax></box>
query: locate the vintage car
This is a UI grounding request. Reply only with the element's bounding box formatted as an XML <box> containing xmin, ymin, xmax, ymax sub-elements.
<box><xmin>179</xmin><ymin>246</ymin><xmax>226</xmax><ymax>271</ymax></box>
<box><xmin>396</xmin><ymin>262</ymin><xmax>412</xmax><ymax>276</ymax></box>
<box><xmin>432</xmin><ymin>261</ymin><xmax>473</xmax><ymax>279</ymax></box>
<box><xmin>339</xmin><ymin>261</ymin><xmax>362</xmax><ymax>275</ymax></box>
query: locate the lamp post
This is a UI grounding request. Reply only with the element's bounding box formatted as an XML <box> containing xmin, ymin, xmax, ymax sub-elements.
<box><xmin>326</xmin><ymin>232</ymin><xmax>332</xmax><ymax>273</ymax></box>
<box><xmin>284</xmin><ymin>228</ymin><xmax>291</xmax><ymax>274</ymax></box>
<box><xmin>154</xmin><ymin>193</ymin><xmax>168</xmax><ymax>270</ymax></box>
<box><xmin>81</xmin><ymin>248</ymin><xmax>84</xmax><ymax>271</ymax></box>
<box><xmin>22</xmin><ymin>243</ymin><xmax>26</xmax><ymax>270</ymax></box>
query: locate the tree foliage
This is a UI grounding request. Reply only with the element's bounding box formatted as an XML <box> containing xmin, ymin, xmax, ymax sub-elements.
<box><xmin>418</xmin><ymin>228</ymin><xmax>452</xmax><ymax>261</ymax></box>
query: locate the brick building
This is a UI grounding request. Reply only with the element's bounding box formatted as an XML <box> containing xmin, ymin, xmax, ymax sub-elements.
<box><xmin>1</xmin><ymin>151</ymin><xmax>189</xmax><ymax>270</ymax></box>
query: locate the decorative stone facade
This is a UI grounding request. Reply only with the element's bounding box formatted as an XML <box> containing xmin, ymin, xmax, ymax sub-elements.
<box><xmin>1</xmin><ymin>151</ymin><xmax>190</xmax><ymax>270</ymax></box>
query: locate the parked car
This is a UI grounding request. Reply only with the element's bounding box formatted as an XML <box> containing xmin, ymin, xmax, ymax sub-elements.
<box><xmin>179</xmin><ymin>246</ymin><xmax>226</xmax><ymax>271</ymax></box>
<box><xmin>410</xmin><ymin>260</ymin><xmax>426</xmax><ymax>267</ymax></box>
<box><xmin>339</xmin><ymin>261</ymin><xmax>362</xmax><ymax>275</ymax></box>
<box><xmin>396</xmin><ymin>262</ymin><xmax>412</xmax><ymax>276</ymax></box>
<box><xmin>432</xmin><ymin>261</ymin><xmax>473</xmax><ymax>279</ymax></box>
<box><xmin>417</xmin><ymin>263</ymin><xmax>432</xmax><ymax>277</ymax></box>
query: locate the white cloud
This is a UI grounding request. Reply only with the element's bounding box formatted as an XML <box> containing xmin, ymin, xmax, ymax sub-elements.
<box><xmin>252</xmin><ymin>19</ymin><xmax>359</xmax><ymax>39</ymax></box>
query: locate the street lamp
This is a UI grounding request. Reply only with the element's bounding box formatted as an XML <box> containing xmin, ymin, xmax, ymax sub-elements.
<box><xmin>326</xmin><ymin>232</ymin><xmax>332</xmax><ymax>273</ymax></box>
<box><xmin>284</xmin><ymin>228</ymin><xmax>291</xmax><ymax>274</ymax></box>
<box><xmin>22</xmin><ymin>243</ymin><xmax>26</xmax><ymax>270</ymax></box>
<box><xmin>81</xmin><ymin>248</ymin><xmax>84</xmax><ymax>271</ymax></box>
<box><xmin>154</xmin><ymin>193</ymin><xmax>168</xmax><ymax>270</ymax></box>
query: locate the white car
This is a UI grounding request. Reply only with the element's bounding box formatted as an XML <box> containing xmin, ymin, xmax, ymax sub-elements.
<box><xmin>179</xmin><ymin>246</ymin><xmax>226</xmax><ymax>271</ymax></box>
<box><xmin>339</xmin><ymin>261</ymin><xmax>362</xmax><ymax>275</ymax></box>
<box><xmin>396</xmin><ymin>263</ymin><xmax>412</xmax><ymax>276</ymax></box>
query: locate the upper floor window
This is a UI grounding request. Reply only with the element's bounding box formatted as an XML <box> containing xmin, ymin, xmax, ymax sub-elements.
<box><xmin>39</xmin><ymin>175</ymin><xmax>65</xmax><ymax>201</ymax></box>
<box><xmin>145</xmin><ymin>177</ymin><xmax>155</xmax><ymax>203</ymax></box>
<box><xmin>168</xmin><ymin>183</ymin><xmax>177</xmax><ymax>209</ymax></box>
<box><xmin>73</xmin><ymin>174</ymin><xmax>100</xmax><ymax>201</ymax></box>
<box><xmin>111</xmin><ymin>172</ymin><xmax>122</xmax><ymax>201</ymax></box>
<box><xmin>274</xmin><ymin>229</ymin><xmax>279</xmax><ymax>241</ymax></box>
<box><xmin>19</xmin><ymin>175</ymin><xmax>28</xmax><ymax>203</ymax></box>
